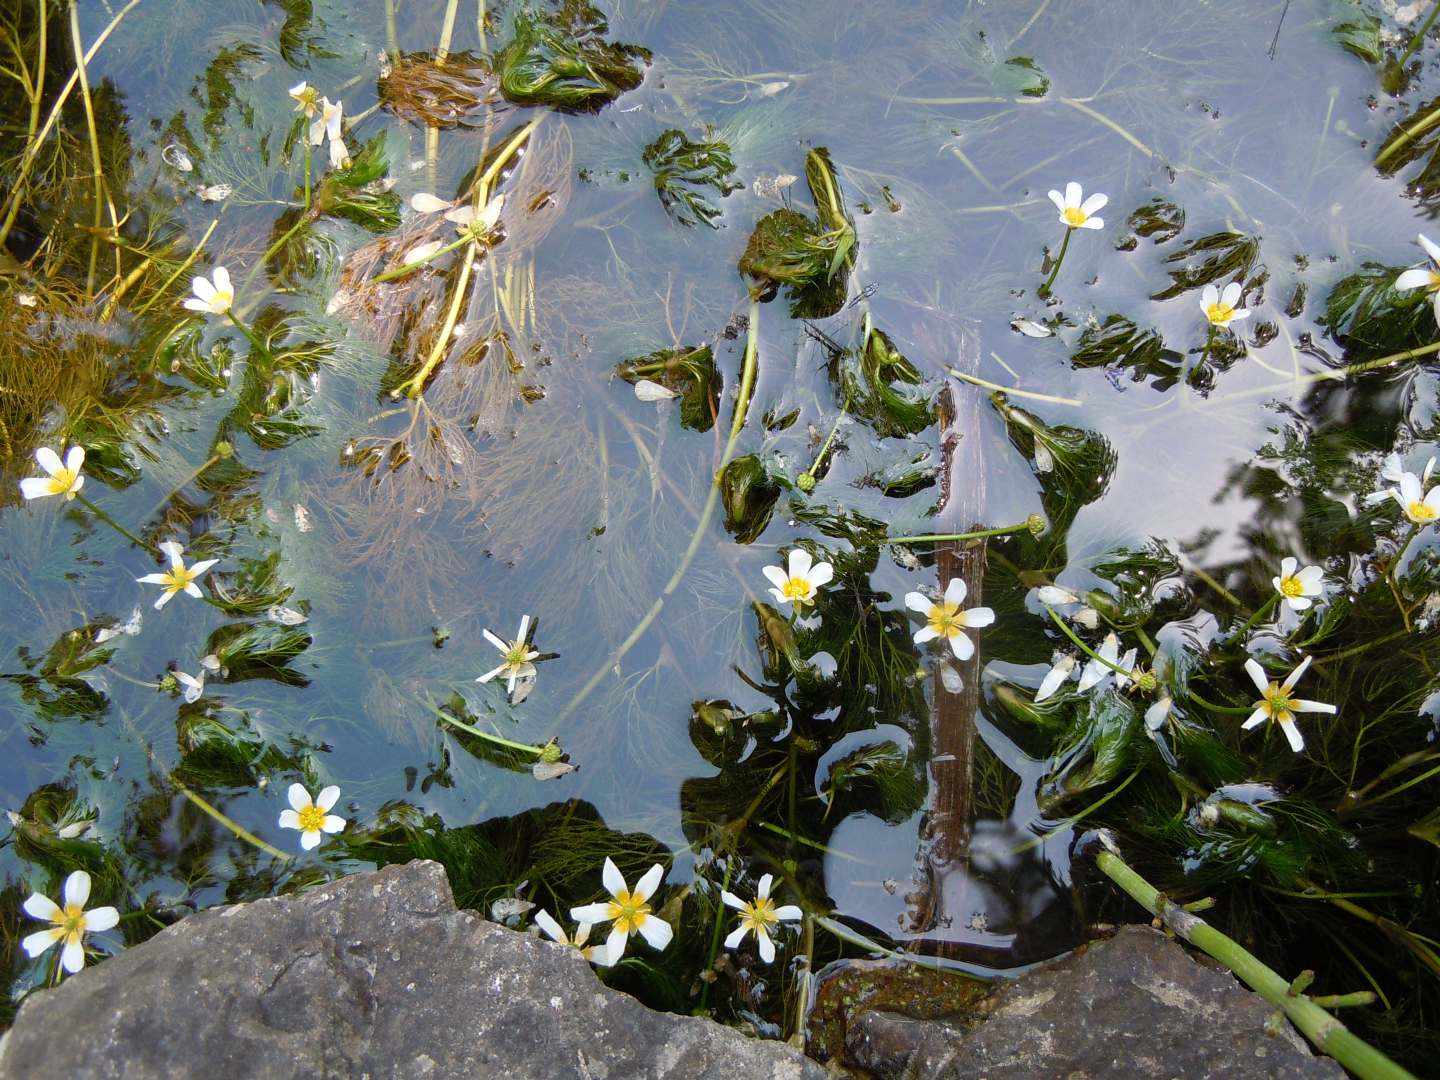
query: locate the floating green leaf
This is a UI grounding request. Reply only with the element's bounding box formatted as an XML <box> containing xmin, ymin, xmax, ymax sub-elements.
<box><xmin>642</xmin><ymin>129</ymin><xmax>741</xmax><ymax>228</ymax></box>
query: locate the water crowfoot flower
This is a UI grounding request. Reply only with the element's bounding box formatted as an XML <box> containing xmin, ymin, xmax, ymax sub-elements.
<box><xmin>533</xmin><ymin>910</ymin><xmax>610</xmax><ymax>965</ymax></box>
<box><xmin>1272</xmin><ymin>557</ymin><xmax>1324</xmax><ymax>612</ymax></box>
<box><xmin>570</xmin><ymin>857</ymin><xmax>672</xmax><ymax>963</ymax></box>
<box><xmin>277</xmin><ymin>783</ymin><xmax>345</xmax><ymax>850</ymax></box>
<box><xmin>1392</xmin><ymin>470</ymin><xmax>1440</xmax><ymax>524</ymax></box>
<box><xmin>1035</xmin><ymin>652</ymin><xmax>1078</xmax><ymax>701</ymax></box>
<box><xmin>136</xmin><ymin>541</ymin><xmax>218</xmax><ymax>609</ymax></box>
<box><xmin>20</xmin><ymin>445</ymin><xmax>85</xmax><ymax>501</ymax></box>
<box><xmin>308</xmin><ymin>97</ymin><xmax>348</xmax><ymax>169</ymax></box>
<box><xmin>1364</xmin><ymin>453</ymin><xmax>1435</xmax><ymax>506</ymax></box>
<box><xmin>1048</xmin><ymin>181</ymin><xmax>1107</xmax><ymax>230</ymax></box>
<box><xmin>175</xmin><ymin>670</ymin><xmax>206</xmax><ymax>704</ymax></box>
<box><xmin>21</xmin><ymin>870</ymin><xmax>119</xmax><ymax>975</ymax></box>
<box><xmin>1077</xmin><ymin>632</ymin><xmax>1137</xmax><ymax>693</ymax></box>
<box><xmin>721</xmin><ymin>874</ymin><xmax>802</xmax><ymax>963</ymax></box>
<box><xmin>1242</xmin><ymin>655</ymin><xmax>1336</xmax><ymax>752</ymax></box>
<box><xmin>478</xmin><ymin>614</ymin><xmax>541</xmax><ymax>698</ymax></box>
<box><xmin>905</xmin><ymin>578</ymin><xmax>995</xmax><ymax>660</ymax></box>
<box><xmin>1200</xmin><ymin>282</ymin><xmax>1251</xmax><ymax>329</ymax></box>
<box><xmin>183</xmin><ymin>266</ymin><xmax>234</xmax><ymax>316</ymax></box>
<box><xmin>763</xmin><ymin>549</ymin><xmax>834</xmax><ymax>610</ymax></box>
<box><xmin>1394</xmin><ymin>233</ymin><xmax>1440</xmax><ymax>325</ymax></box>
<box><xmin>288</xmin><ymin>81</ymin><xmax>321</xmax><ymax>119</ymax></box>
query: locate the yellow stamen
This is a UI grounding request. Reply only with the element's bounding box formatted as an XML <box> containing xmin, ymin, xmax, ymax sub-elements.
<box><xmin>1206</xmin><ymin>302</ymin><xmax>1234</xmax><ymax>325</ymax></box>
<box><xmin>1257</xmin><ymin>682</ymin><xmax>1295</xmax><ymax>725</ymax></box>
<box><xmin>781</xmin><ymin>576</ymin><xmax>813</xmax><ymax>604</ymax></box>
<box><xmin>1062</xmin><ymin>207</ymin><xmax>1087</xmax><ymax>227</ymax></box>
<box><xmin>606</xmin><ymin>889</ymin><xmax>650</xmax><ymax>935</ymax></box>
<box><xmin>297</xmin><ymin>804</ymin><xmax>326</xmax><ymax>832</ymax></box>
<box><xmin>1409</xmin><ymin>500</ymin><xmax>1438</xmax><ymax>522</ymax></box>
<box><xmin>1278</xmin><ymin>575</ymin><xmax>1304</xmax><ymax>598</ymax></box>
<box><xmin>740</xmin><ymin>895</ymin><xmax>778</xmax><ymax>933</ymax></box>
<box><xmin>161</xmin><ymin>565</ymin><xmax>198</xmax><ymax>594</ymax></box>
<box><xmin>47</xmin><ymin>468</ymin><xmax>78</xmax><ymax>496</ymax></box>
<box><xmin>927</xmin><ymin>601</ymin><xmax>964</xmax><ymax>638</ymax></box>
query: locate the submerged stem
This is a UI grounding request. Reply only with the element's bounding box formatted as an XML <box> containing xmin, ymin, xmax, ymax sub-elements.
<box><xmin>1038</xmin><ymin>226</ymin><xmax>1072</xmax><ymax>298</ymax></box>
<box><xmin>74</xmin><ymin>493</ymin><xmax>152</xmax><ymax>552</ymax></box>
<box><xmin>1095</xmin><ymin>846</ymin><xmax>1416</xmax><ymax>1080</ymax></box>
<box><xmin>887</xmin><ymin>520</ymin><xmax>1035</xmax><ymax>545</ymax></box>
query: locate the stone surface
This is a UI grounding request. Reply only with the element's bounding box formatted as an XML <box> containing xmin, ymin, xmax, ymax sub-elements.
<box><xmin>0</xmin><ymin>860</ymin><xmax>823</xmax><ymax>1080</ymax></box>
<box><xmin>844</xmin><ymin>925</ymin><xmax>1346</xmax><ymax>1079</ymax></box>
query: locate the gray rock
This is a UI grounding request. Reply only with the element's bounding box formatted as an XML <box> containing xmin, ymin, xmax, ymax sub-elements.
<box><xmin>845</xmin><ymin>926</ymin><xmax>1345</xmax><ymax>1079</ymax></box>
<box><xmin>0</xmin><ymin>860</ymin><xmax>824</xmax><ymax>1080</ymax></box>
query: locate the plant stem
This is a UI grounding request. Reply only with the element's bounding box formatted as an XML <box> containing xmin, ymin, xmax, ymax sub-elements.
<box><xmin>371</xmin><ymin>230</ymin><xmax>474</xmax><ymax>283</ymax></box>
<box><xmin>698</xmin><ymin>859</ymin><xmax>733</xmax><ymax>1011</ymax></box>
<box><xmin>70</xmin><ymin>1</ymin><xmax>109</xmax><ymax>296</ymax></box>
<box><xmin>74</xmin><ymin>494</ymin><xmax>151</xmax><ymax>552</ymax></box>
<box><xmin>1095</xmin><ymin>846</ymin><xmax>1417</xmax><ymax>1080</ymax></box>
<box><xmin>946</xmin><ymin>365</ymin><xmax>1082</xmax><ymax>406</ymax></box>
<box><xmin>134</xmin><ymin>218</ymin><xmax>219</xmax><ymax>317</ymax></box>
<box><xmin>555</xmin><ymin>298</ymin><xmax>762</xmax><ymax>726</ymax></box>
<box><xmin>798</xmin><ymin>398</ymin><xmax>848</xmax><ymax>490</ymax></box>
<box><xmin>1045</xmin><ymin>605</ymin><xmax>1132</xmax><ymax>677</ymax></box>
<box><xmin>226</xmin><ymin>311</ymin><xmax>273</xmax><ymax>361</ymax></box>
<box><xmin>887</xmin><ymin>520</ymin><xmax>1034</xmax><ymax>545</ymax></box>
<box><xmin>1394</xmin><ymin>1</ymin><xmax>1440</xmax><ymax>78</ymax></box>
<box><xmin>1038</xmin><ymin>226</ymin><xmax>1073</xmax><ymax>297</ymax></box>
<box><xmin>302</xmin><ymin>138</ymin><xmax>312</xmax><ymax>210</ymax></box>
<box><xmin>428</xmin><ymin>702</ymin><xmax>548</xmax><ymax>758</ymax></box>
<box><xmin>1230</xmin><ymin>592</ymin><xmax>1279</xmax><ymax>640</ymax></box>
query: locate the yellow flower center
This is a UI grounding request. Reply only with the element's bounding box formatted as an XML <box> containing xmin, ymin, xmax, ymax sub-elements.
<box><xmin>1259</xmin><ymin>683</ymin><xmax>1295</xmax><ymax>723</ymax></box>
<box><xmin>297</xmin><ymin>804</ymin><xmax>326</xmax><ymax>832</ymax></box>
<box><xmin>57</xmin><ymin>903</ymin><xmax>87</xmax><ymax>942</ymax></box>
<box><xmin>47</xmin><ymin>467</ymin><xmax>78</xmax><ymax>495</ymax></box>
<box><xmin>1429</xmin><ymin>270</ymin><xmax>1440</xmax><ymax>292</ymax></box>
<box><xmin>1278</xmin><ymin>575</ymin><xmax>1304</xmax><ymax>598</ymax></box>
<box><xmin>1206</xmin><ymin>302</ymin><xmax>1234</xmax><ymax>325</ymax></box>
<box><xmin>606</xmin><ymin>889</ymin><xmax>650</xmax><ymax>935</ymax></box>
<box><xmin>1062</xmin><ymin>206</ymin><xmax>1088</xmax><ymax>227</ymax></box>
<box><xmin>1409</xmin><ymin>499</ymin><xmax>1438</xmax><ymax>522</ymax></box>
<box><xmin>927</xmin><ymin>601</ymin><xmax>963</xmax><ymax>638</ymax></box>
<box><xmin>781</xmin><ymin>576</ymin><xmax>813</xmax><ymax>604</ymax></box>
<box><xmin>741</xmin><ymin>895</ymin><xmax>778</xmax><ymax>932</ymax></box>
<box><xmin>161</xmin><ymin>565</ymin><xmax>197</xmax><ymax>593</ymax></box>
<box><xmin>503</xmin><ymin>642</ymin><xmax>530</xmax><ymax>667</ymax></box>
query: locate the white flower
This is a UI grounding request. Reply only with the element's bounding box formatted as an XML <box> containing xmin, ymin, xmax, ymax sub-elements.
<box><xmin>182</xmin><ymin>266</ymin><xmax>234</xmax><ymax>316</ymax></box>
<box><xmin>633</xmin><ymin>379</ymin><xmax>678</xmax><ymax>402</ymax></box>
<box><xmin>1392</xmin><ymin>470</ymin><xmax>1440</xmax><ymax>525</ymax></box>
<box><xmin>21</xmin><ymin>870</ymin><xmax>119</xmax><ymax>975</ymax></box>
<box><xmin>20</xmin><ymin>445</ymin><xmax>85</xmax><ymax>501</ymax></box>
<box><xmin>1395</xmin><ymin>233</ymin><xmax>1440</xmax><ymax>326</ymax></box>
<box><xmin>175</xmin><ymin>670</ymin><xmax>206</xmax><ymax>704</ymax></box>
<box><xmin>409</xmin><ymin>191</ymin><xmax>453</xmax><ymax>214</ymax></box>
<box><xmin>1036</xmin><ymin>585</ymin><xmax>1080</xmax><ymax>606</ymax></box>
<box><xmin>1035</xmin><ymin>652</ymin><xmax>1078</xmax><ymax>701</ymax></box>
<box><xmin>763</xmin><ymin>549</ymin><xmax>834</xmax><ymax>609</ymax></box>
<box><xmin>1364</xmin><ymin>453</ymin><xmax>1436</xmax><ymax>506</ymax></box>
<box><xmin>289</xmin><ymin>80</ymin><xmax>321</xmax><ymax>118</ymax></box>
<box><xmin>135</xmin><ymin>541</ymin><xmax>218</xmax><ymax>609</ymax></box>
<box><xmin>308</xmin><ymin>97</ymin><xmax>347</xmax><ymax>168</ymax></box>
<box><xmin>1144</xmin><ymin>695</ymin><xmax>1173</xmax><ymax>731</ymax></box>
<box><xmin>904</xmin><ymin>578</ymin><xmax>995</xmax><ymax>660</ymax></box>
<box><xmin>444</xmin><ymin>194</ymin><xmax>505</xmax><ymax>238</ymax></box>
<box><xmin>721</xmin><ymin>874</ymin><xmax>803</xmax><ymax>963</ymax></box>
<box><xmin>533</xmin><ymin>909</ymin><xmax>610</xmax><ymax>965</ymax></box>
<box><xmin>277</xmin><ymin>783</ymin><xmax>345</xmax><ymax>850</ymax></box>
<box><xmin>1200</xmin><ymin>282</ymin><xmax>1250</xmax><ymax>328</ymax></box>
<box><xmin>1242</xmin><ymin>655</ymin><xmax>1336</xmax><ymax>752</ymax></box>
<box><xmin>478</xmin><ymin>614</ymin><xmax>542</xmax><ymax>700</ymax></box>
<box><xmin>1077</xmin><ymin>632</ymin><xmax>1137</xmax><ymax>693</ymax></box>
<box><xmin>570</xmin><ymin>857</ymin><xmax>672</xmax><ymax>963</ymax></box>
<box><xmin>1272</xmin><ymin>557</ymin><xmax>1324</xmax><ymax>612</ymax></box>
<box><xmin>1047</xmin><ymin>181</ymin><xmax>1106</xmax><ymax>230</ymax></box>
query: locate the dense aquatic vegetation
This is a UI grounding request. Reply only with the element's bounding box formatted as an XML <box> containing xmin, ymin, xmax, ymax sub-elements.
<box><xmin>1</xmin><ymin>0</ymin><xmax>1440</xmax><ymax>1074</ymax></box>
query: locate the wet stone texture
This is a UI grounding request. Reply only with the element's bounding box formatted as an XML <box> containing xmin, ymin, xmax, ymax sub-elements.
<box><xmin>0</xmin><ymin>860</ymin><xmax>823</xmax><ymax>1080</ymax></box>
<box><xmin>845</xmin><ymin>926</ymin><xmax>1346</xmax><ymax>1079</ymax></box>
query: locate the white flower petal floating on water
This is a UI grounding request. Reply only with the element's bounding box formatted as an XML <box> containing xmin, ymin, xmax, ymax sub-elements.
<box><xmin>1047</xmin><ymin>180</ymin><xmax>1106</xmax><ymax>230</ymax></box>
<box><xmin>633</xmin><ymin>379</ymin><xmax>679</xmax><ymax>401</ymax></box>
<box><xmin>569</xmin><ymin>857</ymin><xmax>672</xmax><ymax>964</ymax></box>
<box><xmin>1241</xmin><ymin>654</ymin><xmax>1336</xmax><ymax>753</ymax></box>
<box><xmin>21</xmin><ymin>870</ymin><xmax>120</xmax><ymax>976</ymax></box>
<box><xmin>721</xmin><ymin>873</ymin><xmax>803</xmax><ymax>964</ymax></box>
<box><xmin>175</xmin><ymin>670</ymin><xmax>206</xmax><ymax>704</ymax></box>
<box><xmin>20</xmin><ymin>445</ymin><xmax>85</xmax><ymax>501</ymax></box>
<box><xmin>1035</xmin><ymin>652</ymin><xmax>1078</xmax><ymax>701</ymax></box>
<box><xmin>1035</xmin><ymin>584</ymin><xmax>1080</xmax><ymax>606</ymax></box>
<box><xmin>1077</xmin><ymin>632</ymin><xmax>1137</xmax><ymax>693</ymax></box>
<box><xmin>96</xmin><ymin>605</ymin><xmax>143</xmax><ymax>643</ymax></box>
<box><xmin>135</xmin><ymin>541</ymin><xmax>219</xmax><ymax>610</ymax></box>
<box><xmin>277</xmin><ymin>783</ymin><xmax>345</xmax><ymax>851</ymax></box>
<box><xmin>1145</xmin><ymin>695</ymin><xmax>1173</xmax><ymax>732</ymax></box>
<box><xmin>1391</xmin><ymin>470</ymin><xmax>1440</xmax><ymax>525</ymax></box>
<box><xmin>409</xmin><ymin>191</ymin><xmax>453</xmax><ymax>214</ymax></box>
<box><xmin>1271</xmin><ymin>556</ymin><xmax>1324</xmax><ymax>612</ymax></box>
<box><xmin>1395</xmin><ymin>232</ymin><xmax>1440</xmax><ymax>326</ymax></box>
<box><xmin>182</xmin><ymin>266</ymin><xmax>234</xmax><ymax>316</ymax></box>
<box><xmin>161</xmin><ymin>142</ymin><xmax>193</xmax><ymax>172</ymax></box>
<box><xmin>762</xmin><ymin>548</ymin><xmax>834</xmax><ymax>610</ymax></box>
<box><xmin>478</xmin><ymin>614</ymin><xmax>542</xmax><ymax>699</ymax></box>
<box><xmin>904</xmin><ymin>577</ymin><xmax>994</xmax><ymax>661</ymax></box>
<box><xmin>534</xmin><ymin>909</ymin><xmax>610</xmax><ymax>965</ymax></box>
<box><xmin>1200</xmin><ymin>281</ymin><xmax>1251</xmax><ymax>328</ymax></box>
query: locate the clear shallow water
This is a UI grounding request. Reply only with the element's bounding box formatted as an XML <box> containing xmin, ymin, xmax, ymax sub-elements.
<box><xmin>2</xmin><ymin>0</ymin><xmax>1439</xmax><ymax>1060</ymax></box>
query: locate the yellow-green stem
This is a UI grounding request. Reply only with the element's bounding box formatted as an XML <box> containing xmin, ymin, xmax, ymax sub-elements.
<box><xmin>1038</xmin><ymin>226</ymin><xmax>1072</xmax><ymax>297</ymax></box>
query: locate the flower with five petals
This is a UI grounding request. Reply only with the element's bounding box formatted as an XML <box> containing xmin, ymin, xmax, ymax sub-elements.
<box><xmin>478</xmin><ymin>614</ymin><xmax>541</xmax><ymax>697</ymax></box>
<box><xmin>135</xmin><ymin>541</ymin><xmax>218</xmax><ymax>609</ymax></box>
<box><xmin>1392</xmin><ymin>469</ymin><xmax>1440</xmax><ymax>525</ymax></box>
<box><xmin>721</xmin><ymin>874</ymin><xmax>802</xmax><ymax>963</ymax></box>
<box><xmin>277</xmin><ymin>783</ymin><xmax>345</xmax><ymax>850</ymax></box>
<box><xmin>21</xmin><ymin>870</ymin><xmax>119</xmax><ymax>975</ymax></box>
<box><xmin>1047</xmin><ymin>181</ymin><xmax>1106</xmax><ymax>230</ymax></box>
<box><xmin>570</xmin><ymin>857</ymin><xmax>673</xmax><ymax>964</ymax></box>
<box><xmin>1394</xmin><ymin>233</ymin><xmax>1440</xmax><ymax>325</ymax></box>
<box><xmin>1242</xmin><ymin>655</ymin><xmax>1336</xmax><ymax>752</ymax></box>
<box><xmin>763</xmin><ymin>548</ymin><xmax>834</xmax><ymax>610</ymax></box>
<box><xmin>1200</xmin><ymin>281</ymin><xmax>1250</xmax><ymax>328</ymax></box>
<box><xmin>905</xmin><ymin>578</ymin><xmax>995</xmax><ymax>660</ymax></box>
<box><xmin>19</xmin><ymin>445</ymin><xmax>85</xmax><ymax>501</ymax></box>
<box><xmin>1272</xmin><ymin>557</ymin><xmax>1324</xmax><ymax>612</ymax></box>
<box><xmin>183</xmin><ymin>266</ymin><xmax>234</xmax><ymax>316</ymax></box>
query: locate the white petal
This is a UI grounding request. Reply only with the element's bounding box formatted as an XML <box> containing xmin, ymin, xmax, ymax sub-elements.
<box><xmin>913</xmin><ymin>626</ymin><xmax>940</xmax><ymax>644</ymax></box>
<box><xmin>807</xmin><ymin>561</ymin><xmax>835</xmax><ymax>589</ymax></box>
<box><xmin>1420</xmin><ymin>233</ymin><xmax>1440</xmax><ymax>265</ymax></box>
<box><xmin>1244</xmin><ymin>658</ymin><xmax>1271</xmax><ymax>694</ymax></box>
<box><xmin>534</xmin><ymin>909</ymin><xmax>566</xmax><ymax>943</ymax></box>
<box><xmin>19</xmin><ymin>478</ymin><xmax>52</xmax><ymax>499</ymax></box>
<box><xmin>34</xmin><ymin>446</ymin><xmax>62</xmax><ymax>475</ymax></box>
<box><xmin>300</xmin><ymin>829</ymin><xmax>322</xmax><ymax>850</ymax></box>
<box><xmin>60</xmin><ymin>937</ymin><xmax>86</xmax><ymax>974</ymax></box>
<box><xmin>316</xmin><ymin>785</ymin><xmax>341</xmax><ymax>812</ymax></box>
<box><xmin>1286</xmin><ymin>596</ymin><xmax>1312</xmax><ymax>611</ymax></box>
<box><xmin>633</xmin><ymin>863</ymin><xmax>664</xmax><ymax>902</ymax></box>
<box><xmin>1242</xmin><ymin>708</ymin><xmax>1269</xmax><ymax>729</ymax></box>
<box><xmin>773</xmin><ymin>904</ymin><xmax>803</xmax><ymax>922</ymax></box>
<box><xmin>22</xmin><ymin>893</ymin><xmax>60</xmax><ymax>921</ymax></box>
<box><xmin>212</xmin><ymin>266</ymin><xmax>231</xmax><ymax>293</ymax></box>
<box><xmin>1200</xmin><ymin>284</ymin><xmax>1219</xmax><ymax>309</ymax></box>
<box><xmin>410</xmin><ymin>192</ymin><xmax>452</xmax><ymax>214</ymax></box>
<box><xmin>1228</xmin><ymin>307</ymin><xmax>1250</xmax><ymax>322</ymax></box>
<box><xmin>64</xmin><ymin>446</ymin><xmax>85</xmax><ymax>473</ymax></box>
<box><xmin>756</xmin><ymin>873</ymin><xmax>773</xmax><ymax>899</ymax></box>
<box><xmin>1079</xmin><ymin>216</ymin><xmax>1104</xmax><ymax>229</ymax></box>
<box><xmin>516</xmin><ymin>614</ymin><xmax>531</xmax><ymax>644</ymax></box>
<box><xmin>183</xmin><ymin>582</ymin><xmax>203</xmax><ymax>599</ymax></box>
<box><xmin>1291</xmin><ymin>699</ymin><xmax>1337</xmax><ymax>714</ymax></box>
<box><xmin>1400</xmin><ymin>472</ymin><xmax>1423</xmax><ymax>506</ymax></box>
<box><xmin>723</xmin><ymin>924</ymin><xmax>749</xmax><ymax>949</ymax></box>
<box><xmin>762</xmin><ymin>565</ymin><xmax>789</xmax><ymax>590</ymax></box>
<box><xmin>788</xmin><ymin>548</ymin><xmax>813</xmax><ymax>580</ymax></box>
<box><xmin>635</xmin><ymin>914</ymin><xmax>672</xmax><ymax>951</ymax></box>
<box><xmin>1279</xmin><ymin>557</ymin><xmax>1297</xmax><ymax>578</ymax></box>
<box><xmin>947</xmin><ymin>632</ymin><xmax>975</xmax><ymax>661</ymax></box>
<box><xmin>961</xmin><ymin>606</ymin><xmax>995</xmax><ymax>628</ymax></box>
<box><xmin>757</xmin><ymin>928</ymin><xmax>776</xmax><ymax>963</ymax></box>
<box><xmin>1079</xmin><ymin>192</ymin><xmax>1108</xmax><ymax>216</ymax></box>
<box><xmin>476</xmin><ymin>194</ymin><xmax>505</xmax><ymax>231</ymax></box>
<box><xmin>943</xmin><ymin>577</ymin><xmax>968</xmax><ymax>606</ymax></box>
<box><xmin>1047</xmin><ymin>189</ymin><xmax>1066</xmax><ymax>213</ymax></box>
<box><xmin>721</xmin><ymin>890</ymin><xmax>746</xmax><ymax>910</ymax></box>
<box><xmin>1036</xmin><ymin>662</ymin><xmax>1070</xmax><ymax>702</ymax></box>
<box><xmin>1064</xmin><ymin>181</ymin><xmax>1082</xmax><ymax>208</ymax></box>
<box><xmin>21</xmin><ymin>928</ymin><xmax>60</xmax><ymax>958</ymax></box>
<box><xmin>601</xmin><ymin>857</ymin><xmax>626</xmax><ymax>899</ymax></box>
<box><xmin>1296</xmin><ymin>565</ymin><xmax>1324</xmax><ymax>588</ymax></box>
<box><xmin>1036</xmin><ymin>586</ymin><xmax>1079</xmax><ymax>605</ymax></box>
<box><xmin>476</xmin><ymin>663</ymin><xmax>508</xmax><ymax>684</ymax></box>
<box><xmin>570</xmin><ymin>903</ymin><xmax>612</xmax><ymax>924</ymax></box>
<box><xmin>321</xmin><ymin>814</ymin><xmax>346</xmax><ymax>834</ymax></box>
<box><xmin>445</xmin><ymin>205</ymin><xmax>475</xmax><ymax>228</ymax></box>
<box><xmin>605</xmin><ymin>926</ymin><xmax>629</xmax><ymax>963</ymax></box>
<box><xmin>1282</xmin><ymin>654</ymin><xmax>1313</xmax><ymax>690</ymax></box>
<box><xmin>63</xmin><ymin>871</ymin><xmax>91</xmax><ymax>909</ymax></box>
<box><xmin>402</xmin><ymin>241</ymin><xmax>444</xmax><ymax>264</ymax></box>
<box><xmin>1220</xmin><ymin>281</ymin><xmax>1243</xmax><ymax>307</ymax></box>
<box><xmin>1279</xmin><ymin>719</ymin><xmax>1305</xmax><ymax>752</ymax></box>
<box><xmin>482</xmin><ymin>628</ymin><xmax>509</xmax><ymax>653</ymax></box>
<box><xmin>191</xmin><ymin>276</ymin><xmax>217</xmax><ymax>303</ymax></box>
<box><xmin>278</xmin><ymin>809</ymin><xmax>301</xmax><ymax>830</ymax></box>
<box><xmin>904</xmin><ymin>592</ymin><xmax>934</xmax><ymax>616</ymax></box>
<box><xmin>287</xmin><ymin>783</ymin><xmax>312</xmax><ymax>812</ymax></box>
<box><xmin>152</xmin><ymin>590</ymin><xmax>174</xmax><ymax>610</ymax></box>
<box><xmin>82</xmin><ymin>906</ymin><xmax>119</xmax><ymax>933</ymax></box>
<box><xmin>1145</xmin><ymin>696</ymin><xmax>1171</xmax><ymax>731</ymax></box>
<box><xmin>189</xmin><ymin>559</ymin><xmax>218</xmax><ymax>577</ymax></box>
<box><xmin>634</xmin><ymin>379</ymin><xmax>678</xmax><ymax>401</ymax></box>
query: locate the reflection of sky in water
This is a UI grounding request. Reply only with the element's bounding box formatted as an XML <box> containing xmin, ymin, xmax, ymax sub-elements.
<box><xmin>1</xmin><ymin>0</ymin><xmax>1436</xmax><ymax>981</ymax></box>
